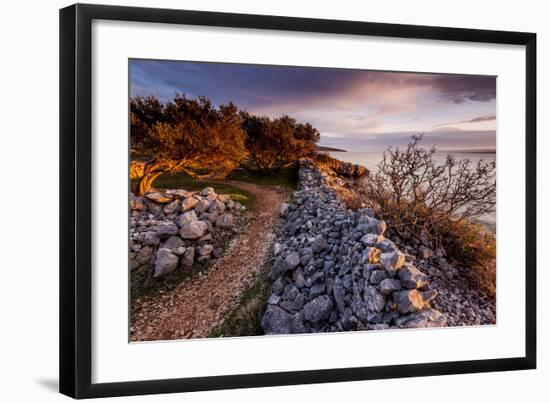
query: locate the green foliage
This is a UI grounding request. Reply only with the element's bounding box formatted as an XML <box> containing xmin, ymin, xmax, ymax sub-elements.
<box><xmin>130</xmin><ymin>94</ymin><xmax>319</xmax><ymax>194</ymax></box>
<box><xmin>240</xmin><ymin>112</ymin><xmax>319</xmax><ymax>174</ymax></box>
<box><xmin>130</xmin><ymin>96</ymin><xmax>164</xmax><ymax>148</ymax></box>
<box><xmin>229</xmin><ymin>164</ymin><xmax>298</xmax><ymax>189</ymax></box>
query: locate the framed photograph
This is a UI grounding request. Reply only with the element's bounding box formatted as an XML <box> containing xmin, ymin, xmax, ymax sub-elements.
<box><xmin>59</xmin><ymin>3</ymin><xmax>537</xmax><ymax>399</ymax></box>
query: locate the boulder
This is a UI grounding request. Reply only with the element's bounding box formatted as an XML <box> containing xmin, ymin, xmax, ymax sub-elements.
<box><xmin>332</xmin><ymin>284</ymin><xmax>346</xmax><ymax>314</ymax></box>
<box><xmin>154</xmin><ymin>225</ymin><xmax>180</xmax><ymax>240</ymax></box>
<box><xmin>166</xmin><ymin>189</ymin><xmax>194</xmax><ymax>198</ymax></box>
<box><xmin>300</xmin><ymin>247</ymin><xmax>314</xmax><ymax>266</ymax></box>
<box><xmin>161</xmin><ymin>235</ymin><xmax>185</xmax><ymax>250</ymax></box>
<box><xmin>204</xmin><ymin>212</ymin><xmax>219</xmax><ymax>223</ymax></box>
<box><xmin>129</xmin><ymin>193</ymin><xmax>145</xmax><ymax>211</ymax></box>
<box><xmin>369</xmin><ymin>270</ymin><xmax>390</xmax><ymax>284</ymax></box>
<box><xmin>273</xmin><ymin>242</ymin><xmax>284</xmax><ymax>256</ymax></box>
<box><xmin>375</xmin><ymin>238</ymin><xmax>398</xmax><ymax>253</ymax></box>
<box><xmin>177</xmin><ymin>210</ymin><xmax>198</xmax><ymax>227</ymax></box>
<box><xmin>201</xmin><ymin>187</ymin><xmax>216</xmax><ymax>196</ymax></box>
<box><xmin>312</xmin><ymin>236</ymin><xmax>329</xmax><ymax>253</ymax></box>
<box><xmin>393</xmin><ymin>289</ymin><xmax>428</xmax><ymax>314</ymax></box>
<box><xmin>261</xmin><ymin>305</ymin><xmax>293</xmax><ymax>334</ymax></box>
<box><xmin>181</xmin><ymin>197</ymin><xmax>199</xmax><ymax>212</ymax></box>
<box><xmin>394</xmin><ymin>308</ymin><xmax>447</xmax><ymax>328</ymax></box>
<box><xmin>153</xmin><ymin>248</ymin><xmax>179</xmax><ymax>277</ymax></box>
<box><xmin>364</xmin><ymin>285</ymin><xmax>386</xmax><ymax>313</ymax></box>
<box><xmin>217</xmin><ymin>194</ymin><xmax>231</xmax><ymax>203</ymax></box>
<box><xmin>144</xmin><ymin>192</ymin><xmax>173</xmax><ymax>204</ymax></box>
<box><xmin>197</xmin><ymin>244</ymin><xmax>214</xmax><ymax>257</ymax></box>
<box><xmin>272</xmin><ymin>256</ymin><xmax>288</xmax><ymax>279</ymax></box>
<box><xmin>142</xmin><ymin>198</ymin><xmax>164</xmax><ymax>215</ymax></box>
<box><xmin>141</xmin><ymin>232</ymin><xmax>160</xmax><ymax>246</ymax></box>
<box><xmin>194</xmin><ymin>199</ymin><xmax>211</xmax><ymax>213</ymax></box>
<box><xmin>363</xmin><ymin>247</ymin><xmax>381</xmax><ymax>264</ymax></box>
<box><xmin>357</xmin><ymin>218</ymin><xmax>386</xmax><ymax>235</ymax></box>
<box><xmin>360</xmin><ymin>233</ymin><xmax>383</xmax><ymax>246</ymax></box>
<box><xmin>285</xmin><ymin>252</ymin><xmax>300</xmax><ymax>270</ymax></box>
<box><xmin>379</xmin><ymin>278</ymin><xmax>402</xmax><ymax>295</ymax></box>
<box><xmin>421</xmin><ymin>289</ymin><xmax>438</xmax><ymax>304</ymax></box>
<box><xmin>291</xmin><ymin>312</ymin><xmax>307</xmax><ymax>334</ymax></box>
<box><xmin>210</xmin><ymin>200</ymin><xmax>225</xmax><ymax>213</ymax></box>
<box><xmin>309</xmin><ymin>282</ymin><xmax>326</xmax><ymax>299</ymax></box>
<box><xmin>303</xmin><ymin>295</ymin><xmax>333</xmax><ymax>323</ymax></box>
<box><xmin>280</xmin><ymin>203</ymin><xmax>290</xmax><ymax>217</ymax></box>
<box><xmin>173</xmin><ymin>246</ymin><xmax>186</xmax><ymax>256</ymax></box>
<box><xmin>163</xmin><ymin>200</ymin><xmax>180</xmax><ymax>215</ymax></box>
<box><xmin>215</xmin><ymin>213</ymin><xmax>234</xmax><ymax>229</ymax></box>
<box><xmin>181</xmin><ymin>246</ymin><xmax>195</xmax><ymax>267</ymax></box>
<box><xmin>135</xmin><ymin>246</ymin><xmax>153</xmax><ymax>265</ymax></box>
<box><xmin>380</xmin><ymin>251</ymin><xmax>405</xmax><ymax>275</ymax></box>
<box><xmin>272</xmin><ymin>276</ymin><xmax>286</xmax><ymax>295</ymax></box>
<box><xmin>180</xmin><ymin>220</ymin><xmax>208</xmax><ymax>240</ymax></box>
<box><xmin>399</xmin><ymin>264</ymin><xmax>429</xmax><ymax>289</ymax></box>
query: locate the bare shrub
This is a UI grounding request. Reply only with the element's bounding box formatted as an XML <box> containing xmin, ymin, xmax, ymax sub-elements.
<box><xmin>362</xmin><ymin>135</ymin><xmax>496</xmax><ymax>296</ymax></box>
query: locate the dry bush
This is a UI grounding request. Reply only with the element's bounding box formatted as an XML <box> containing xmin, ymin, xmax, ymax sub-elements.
<box><xmin>445</xmin><ymin>222</ymin><xmax>496</xmax><ymax>298</ymax></box>
<box><xmin>362</xmin><ymin>135</ymin><xmax>496</xmax><ymax>296</ymax></box>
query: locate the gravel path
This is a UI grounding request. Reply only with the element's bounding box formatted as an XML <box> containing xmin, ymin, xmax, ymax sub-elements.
<box><xmin>130</xmin><ymin>181</ymin><xmax>290</xmax><ymax>341</ymax></box>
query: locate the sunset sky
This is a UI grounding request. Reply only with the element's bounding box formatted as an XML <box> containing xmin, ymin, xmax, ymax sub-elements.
<box><xmin>130</xmin><ymin>59</ymin><xmax>496</xmax><ymax>152</ymax></box>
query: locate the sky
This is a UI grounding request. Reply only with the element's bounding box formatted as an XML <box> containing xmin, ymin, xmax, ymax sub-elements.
<box><xmin>130</xmin><ymin>59</ymin><xmax>496</xmax><ymax>152</ymax></box>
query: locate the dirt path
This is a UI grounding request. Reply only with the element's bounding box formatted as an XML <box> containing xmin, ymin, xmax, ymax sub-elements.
<box><xmin>130</xmin><ymin>181</ymin><xmax>290</xmax><ymax>341</ymax></box>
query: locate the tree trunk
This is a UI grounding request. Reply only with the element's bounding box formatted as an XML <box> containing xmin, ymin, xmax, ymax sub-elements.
<box><xmin>137</xmin><ymin>171</ymin><xmax>164</xmax><ymax>196</ymax></box>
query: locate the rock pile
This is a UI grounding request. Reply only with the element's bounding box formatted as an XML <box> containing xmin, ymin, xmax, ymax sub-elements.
<box><xmin>129</xmin><ymin>187</ymin><xmax>245</xmax><ymax>278</ymax></box>
<box><xmin>261</xmin><ymin>159</ymin><xmax>447</xmax><ymax>334</ymax></box>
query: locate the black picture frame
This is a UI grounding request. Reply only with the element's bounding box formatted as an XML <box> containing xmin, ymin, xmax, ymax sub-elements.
<box><xmin>59</xmin><ymin>3</ymin><xmax>537</xmax><ymax>399</ymax></box>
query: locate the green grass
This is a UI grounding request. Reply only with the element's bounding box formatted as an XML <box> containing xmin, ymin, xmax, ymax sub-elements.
<box><xmin>209</xmin><ymin>264</ymin><xmax>271</xmax><ymax>338</ymax></box>
<box><xmin>142</xmin><ymin>172</ymin><xmax>257</xmax><ymax>210</ymax></box>
<box><xmin>228</xmin><ymin>164</ymin><xmax>298</xmax><ymax>189</ymax></box>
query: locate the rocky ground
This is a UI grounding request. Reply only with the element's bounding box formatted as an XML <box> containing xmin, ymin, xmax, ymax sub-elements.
<box><xmin>261</xmin><ymin>159</ymin><xmax>495</xmax><ymax>334</ymax></box>
<box><xmin>130</xmin><ymin>181</ymin><xmax>290</xmax><ymax>341</ymax></box>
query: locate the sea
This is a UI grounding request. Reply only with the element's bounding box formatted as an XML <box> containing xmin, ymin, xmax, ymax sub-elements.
<box><xmin>328</xmin><ymin>151</ymin><xmax>497</xmax><ymax>228</ymax></box>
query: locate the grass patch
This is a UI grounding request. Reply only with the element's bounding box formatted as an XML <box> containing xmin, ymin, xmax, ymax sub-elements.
<box><xmin>228</xmin><ymin>164</ymin><xmax>298</xmax><ymax>189</ymax></box>
<box><xmin>209</xmin><ymin>265</ymin><xmax>271</xmax><ymax>338</ymax></box>
<box><xmin>137</xmin><ymin>172</ymin><xmax>257</xmax><ymax>210</ymax></box>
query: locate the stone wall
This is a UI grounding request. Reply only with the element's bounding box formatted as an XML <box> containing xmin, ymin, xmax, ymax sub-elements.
<box><xmin>261</xmin><ymin>159</ymin><xmax>446</xmax><ymax>334</ymax></box>
<box><xmin>130</xmin><ymin>187</ymin><xmax>245</xmax><ymax>278</ymax></box>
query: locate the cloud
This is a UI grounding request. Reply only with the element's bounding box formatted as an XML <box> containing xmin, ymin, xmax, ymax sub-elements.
<box><xmin>460</xmin><ymin>114</ymin><xmax>496</xmax><ymax>123</ymax></box>
<box><xmin>319</xmin><ymin>129</ymin><xmax>496</xmax><ymax>152</ymax></box>
<box><xmin>434</xmin><ymin>114</ymin><xmax>497</xmax><ymax>128</ymax></box>
<box><xmin>130</xmin><ymin>60</ymin><xmax>497</xmax><ymax>151</ymax></box>
<box><xmin>432</xmin><ymin>75</ymin><xmax>496</xmax><ymax>103</ymax></box>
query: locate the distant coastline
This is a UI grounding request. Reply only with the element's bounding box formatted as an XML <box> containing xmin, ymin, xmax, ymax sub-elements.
<box><xmin>440</xmin><ymin>149</ymin><xmax>496</xmax><ymax>154</ymax></box>
<box><xmin>316</xmin><ymin>145</ymin><xmax>346</xmax><ymax>152</ymax></box>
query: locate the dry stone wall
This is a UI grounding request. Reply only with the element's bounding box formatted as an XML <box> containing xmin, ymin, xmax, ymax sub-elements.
<box><xmin>129</xmin><ymin>187</ymin><xmax>245</xmax><ymax>278</ymax></box>
<box><xmin>261</xmin><ymin>159</ymin><xmax>447</xmax><ymax>334</ymax></box>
